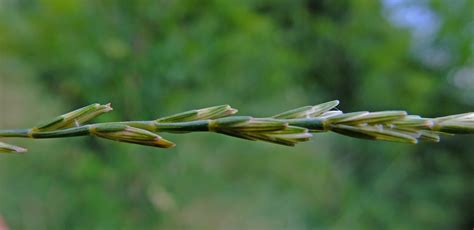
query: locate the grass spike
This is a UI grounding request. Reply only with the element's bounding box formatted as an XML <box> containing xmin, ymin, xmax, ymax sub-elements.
<box><xmin>1</xmin><ymin>100</ymin><xmax>473</xmax><ymax>153</ymax></box>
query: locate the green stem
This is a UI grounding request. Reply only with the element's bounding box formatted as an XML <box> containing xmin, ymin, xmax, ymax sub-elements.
<box><xmin>32</xmin><ymin>126</ymin><xmax>92</xmax><ymax>138</ymax></box>
<box><xmin>0</xmin><ymin>118</ymin><xmax>328</xmax><ymax>140</ymax></box>
<box><xmin>0</xmin><ymin>129</ymin><xmax>30</xmax><ymax>138</ymax></box>
<box><xmin>122</xmin><ymin>120</ymin><xmax>212</xmax><ymax>133</ymax></box>
<box><xmin>1</xmin><ymin>101</ymin><xmax>473</xmax><ymax>153</ymax></box>
<box><xmin>0</xmin><ymin>126</ymin><xmax>92</xmax><ymax>139</ymax></box>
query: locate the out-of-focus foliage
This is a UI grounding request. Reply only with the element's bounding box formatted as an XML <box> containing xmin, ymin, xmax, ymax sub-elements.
<box><xmin>0</xmin><ymin>0</ymin><xmax>472</xmax><ymax>229</ymax></box>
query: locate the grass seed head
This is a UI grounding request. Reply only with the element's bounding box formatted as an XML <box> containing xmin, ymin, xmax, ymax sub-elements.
<box><xmin>432</xmin><ymin>113</ymin><xmax>474</xmax><ymax>134</ymax></box>
<box><xmin>34</xmin><ymin>103</ymin><xmax>113</xmax><ymax>132</ymax></box>
<box><xmin>2</xmin><ymin>101</ymin><xmax>473</xmax><ymax>150</ymax></box>
<box><xmin>157</xmin><ymin>105</ymin><xmax>238</xmax><ymax>123</ymax></box>
<box><xmin>91</xmin><ymin>124</ymin><xmax>175</xmax><ymax>148</ymax></box>
<box><xmin>273</xmin><ymin>100</ymin><xmax>340</xmax><ymax>119</ymax></box>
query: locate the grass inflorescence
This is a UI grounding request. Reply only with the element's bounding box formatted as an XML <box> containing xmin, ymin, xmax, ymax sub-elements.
<box><xmin>1</xmin><ymin>101</ymin><xmax>473</xmax><ymax>153</ymax></box>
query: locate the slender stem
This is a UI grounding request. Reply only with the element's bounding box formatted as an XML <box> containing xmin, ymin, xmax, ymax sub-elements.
<box><xmin>1</xmin><ymin>101</ymin><xmax>473</xmax><ymax>153</ymax></box>
<box><xmin>0</xmin><ymin>126</ymin><xmax>93</xmax><ymax>139</ymax></box>
<box><xmin>121</xmin><ymin>120</ymin><xmax>212</xmax><ymax>133</ymax></box>
<box><xmin>0</xmin><ymin>129</ymin><xmax>30</xmax><ymax>138</ymax></box>
<box><xmin>31</xmin><ymin>126</ymin><xmax>92</xmax><ymax>138</ymax></box>
<box><xmin>0</xmin><ymin>120</ymin><xmax>214</xmax><ymax>139</ymax></box>
<box><xmin>0</xmin><ymin>118</ymin><xmax>328</xmax><ymax>140</ymax></box>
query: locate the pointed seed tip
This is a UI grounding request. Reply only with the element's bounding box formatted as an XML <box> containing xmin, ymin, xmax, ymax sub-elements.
<box><xmin>157</xmin><ymin>138</ymin><xmax>176</xmax><ymax>148</ymax></box>
<box><xmin>105</xmin><ymin>103</ymin><xmax>113</xmax><ymax>111</ymax></box>
<box><xmin>163</xmin><ymin>142</ymin><xmax>177</xmax><ymax>148</ymax></box>
<box><xmin>17</xmin><ymin>148</ymin><xmax>28</xmax><ymax>153</ymax></box>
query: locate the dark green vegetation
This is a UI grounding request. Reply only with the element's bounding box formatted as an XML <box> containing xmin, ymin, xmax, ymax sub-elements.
<box><xmin>0</xmin><ymin>0</ymin><xmax>473</xmax><ymax>229</ymax></box>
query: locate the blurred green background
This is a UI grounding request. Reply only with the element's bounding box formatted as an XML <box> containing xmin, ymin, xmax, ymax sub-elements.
<box><xmin>0</xmin><ymin>0</ymin><xmax>473</xmax><ymax>229</ymax></box>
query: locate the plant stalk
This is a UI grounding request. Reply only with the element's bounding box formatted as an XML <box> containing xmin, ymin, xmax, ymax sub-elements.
<box><xmin>1</xmin><ymin>101</ymin><xmax>472</xmax><ymax>153</ymax></box>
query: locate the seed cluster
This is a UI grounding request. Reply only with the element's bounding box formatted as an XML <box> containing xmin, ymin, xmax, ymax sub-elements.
<box><xmin>1</xmin><ymin>101</ymin><xmax>473</xmax><ymax>153</ymax></box>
